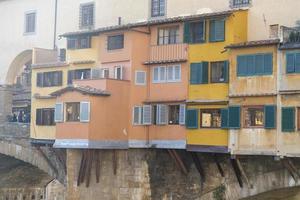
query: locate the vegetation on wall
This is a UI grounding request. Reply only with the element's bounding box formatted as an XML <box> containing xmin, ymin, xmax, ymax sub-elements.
<box><xmin>213</xmin><ymin>184</ymin><xmax>226</xmax><ymax>200</ymax></box>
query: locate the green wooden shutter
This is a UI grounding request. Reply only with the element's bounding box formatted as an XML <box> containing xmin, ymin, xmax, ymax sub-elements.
<box><xmin>228</xmin><ymin>106</ymin><xmax>240</xmax><ymax>129</ymax></box>
<box><xmin>237</xmin><ymin>56</ymin><xmax>247</xmax><ymax>76</ymax></box>
<box><xmin>184</xmin><ymin>22</ymin><xmax>190</xmax><ymax>43</ymax></box>
<box><xmin>295</xmin><ymin>53</ymin><xmax>300</xmax><ymax>73</ymax></box>
<box><xmin>263</xmin><ymin>53</ymin><xmax>273</xmax><ymax>75</ymax></box>
<box><xmin>201</xmin><ymin>62</ymin><xmax>209</xmax><ymax>84</ymax></box>
<box><xmin>255</xmin><ymin>54</ymin><xmax>264</xmax><ymax>75</ymax></box>
<box><xmin>282</xmin><ymin>107</ymin><xmax>295</xmax><ymax>132</ymax></box>
<box><xmin>246</xmin><ymin>55</ymin><xmax>255</xmax><ymax>75</ymax></box>
<box><xmin>286</xmin><ymin>53</ymin><xmax>295</xmax><ymax>73</ymax></box>
<box><xmin>210</xmin><ymin>19</ymin><xmax>225</xmax><ymax>42</ymax></box>
<box><xmin>36</xmin><ymin>73</ymin><xmax>43</xmax><ymax>87</ymax></box>
<box><xmin>221</xmin><ymin>108</ymin><xmax>228</xmax><ymax>128</ymax></box>
<box><xmin>264</xmin><ymin>105</ymin><xmax>276</xmax><ymax>129</ymax></box>
<box><xmin>190</xmin><ymin>63</ymin><xmax>199</xmax><ymax>84</ymax></box>
<box><xmin>186</xmin><ymin>109</ymin><xmax>198</xmax><ymax>129</ymax></box>
<box><xmin>223</xmin><ymin>61</ymin><xmax>229</xmax><ymax>82</ymax></box>
<box><xmin>209</xmin><ymin>20</ymin><xmax>216</xmax><ymax>42</ymax></box>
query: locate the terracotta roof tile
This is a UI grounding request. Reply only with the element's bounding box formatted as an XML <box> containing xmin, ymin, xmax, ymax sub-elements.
<box><xmin>50</xmin><ymin>85</ymin><xmax>110</xmax><ymax>97</ymax></box>
<box><xmin>226</xmin><ymin>39</ymin><xmax>280</xmax><ymax>49</ymax></box>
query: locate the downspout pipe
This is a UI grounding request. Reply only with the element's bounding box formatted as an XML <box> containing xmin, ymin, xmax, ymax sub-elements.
<box><xmin>53</xmin><ymin>0</ymin><xmax>58</xmax><ymax>49</ymax></box>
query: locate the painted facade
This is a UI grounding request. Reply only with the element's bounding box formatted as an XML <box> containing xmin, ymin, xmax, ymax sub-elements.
<box><xmin>186</xmin><ymin>10</ymin><xmax>248</xmax><ymax>153</ymax></box>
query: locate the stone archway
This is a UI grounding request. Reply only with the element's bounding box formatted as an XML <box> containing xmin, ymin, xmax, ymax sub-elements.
<box><xmin>5</xmin><ymin>50</ymin><xmax>32</xmax><ymax>85</ymax></box>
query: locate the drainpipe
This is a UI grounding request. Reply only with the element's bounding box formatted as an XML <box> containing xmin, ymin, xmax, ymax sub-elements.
<box><xmin>276</xmin><ymin>46</ymin><xmax>281</xmax><ymax>157</ymax></box>
<box><xmin>53</xmin><ymin>0</ymin><xmax>58</xmax><ymax>49</ymax></box>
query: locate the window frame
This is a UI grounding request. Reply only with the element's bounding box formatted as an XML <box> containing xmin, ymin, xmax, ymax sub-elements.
<box><xmin>243</xmin><ymin>106</ymin><xmax>265</xmax><ymax>128</ymax></box>
<box><xmin>151</xmin><ymin>0</ymin><xmax>166</xmax><ymax>18</ymax></box>
<box><xmin>133</xmin><ymin>106</ymin><xmax>143</xmax><ymax>125</ymax></box>
<box><xmin>200</xmin><ymin>109</ymin><xmax>222</xmax><ymax>129</ymax></box>
<box><xmin>79</xmin><ymin>2</ymin><xmax>95</xmax><ymax>29</ymax></box>
<box><xmin>107</xmin><ymin>34</ymin><xmax>124</xmax><ymax>51</ymax></box>
<box><xmin>286</xmin><ymin>52</ymin><xmax>300</xmax><ymax>74</ymax></box>
<box><xmin>210</xmin><ymin>61</ymin><xmax>227</xmax><ymax>83</ymax></box>
<box><xmin>80</xmin><ymin>101</ymin><xmax>90</xmax><ymax>122</ymax></box>
<box><xmin>231</xmin><ymin>0</ymin><xmax>251</xmax><ymax>8</ymax></box>
<box><xmin>189</xmin><ymin>20</ymin><xmax>206</xmax><ymax>44</ymax></box>
<box><xmin>168</xmin><ymin>105</ymin><xmax>180</xmax><ymax>125</ymax></box>
<box><xmin>36</xmin><ymin>71</ymin><xmax>63</xmax><ymax>87</ymax></box>
<box><xmin>36</xmin><ymin>108</ymin><xmax>55</xmax><ymax>126</ymax></box>
<box><xmin>66</xmin><ymin>102</ymin><xmax>81</xmax><ymax>122</ymax></box>
<box><xmin>67</xmin><ymin>68</ymin><xmax>91</xmax><ymax>85</ymax></box>
<box><xmin>209</xmin><ymin>19</ymin><xmax>225</xmax><ymax>42</ymax></box>
<box><xmin>24</xmin><ymin>10</ymin><xmax>37</xmax><ymax>34</ymax></box>
<box><xmin>135</xmin><ymin>71</ymin><xmax>147</xmax><ymax>85</ymax></box>
<box><xmin>67</xmin><ymin>36</ymin><xmax>91</xmax><ymax>50</ymax></box>
<box><xmin>157</xmin><ymin>26</ymin><xmax>180</xmax><ymax>45</ymax></box>
<box><xmin>152</xmin><ymin>65</ymin><xmax>181</xmax><ymax>83</ymax></box>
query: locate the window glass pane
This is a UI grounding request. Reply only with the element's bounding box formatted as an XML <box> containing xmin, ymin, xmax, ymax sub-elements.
<box><xmin>66</xmin><ymin>103</ymin><xmax>80</xmax><ymax>122</ymax></box>
<box><xmin>168</xmin><ymin>105</ymin><xmax>179</xmax><ymax>125</ymax></box>
<box><xmin>153</xmin><ymin>67</ymin><xmax>159</xmax><ymax>82</ymax></box>
<box><xmin>157</xmin><ymin>27</ymin><xmax>179</xmax><ymax>45</ymax></box>
<box><xmin>167</xmin><ymin>66</ymin><xmax>174</xmax><ymax>81</ymax></box>
<box><xmin>133</xmin><ymin>106</ymin><xmax>142</xmax><ymax>124</ymax></box>
<box><xmin>37</xmin><ymin>108</ymin><xmax>55</xmax><ymax>126</ymax></box>
<box><xmin>201</xmin><ymin>110</ymin><xmax>221</xmax><ymax>128</ymax></box>
<box><xmin>108</xmin><ymin>35</ymin><xmax>124</xmax><ymax>50</ymax></box>
<box><xmin>190</xmin><ymin>21</ymin><xmax>204</xmax><ymax>43</ymax></box>
<box><xmin>244</xmin><ymin>107</ymin><xmax>264</xmax><ymax>127</ymax></box>
<box><xmin>136</xmin><ymin>71</ymin><xmax>146</xmax><ymax>85</ymax></box>
<box><xmin>80</xmin><ymin>3</ymin><xmax>94</xmax><ymax>27</ymax></box>
<box><xmin>25</xmin><ymin>12</ymin><xmax>36</xmax><ymax>33</ymax></box>
<box><xmin>211</xmin><ymin>62</ymin><xmax>225</xmax><ymax>83</ymax></box>
<box><xmin>159</xmin><ymin>67</ymin><xmax>166</xmax><ymax>81</ymax></box>
<box><xmin>151</xmin><ymin>0</ymin><xmax>165</xmax><ymax>17</ymax></box>
<box><xmin>174</xmin><ymin>65</ymin><xmax>181</xmax><ymax>80</ymax></box>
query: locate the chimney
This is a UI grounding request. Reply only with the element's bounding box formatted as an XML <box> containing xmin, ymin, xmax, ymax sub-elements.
<box><xmin>118</xmin><ymin>17</ymin><xmax>122</xmax><ymax>26</ymax></box>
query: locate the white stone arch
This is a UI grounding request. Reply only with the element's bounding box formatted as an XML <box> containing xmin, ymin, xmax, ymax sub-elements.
<box><xmin>5</xmin><ymin>50</ymin><xmax>32</xmax><ymax>85</ymax></box>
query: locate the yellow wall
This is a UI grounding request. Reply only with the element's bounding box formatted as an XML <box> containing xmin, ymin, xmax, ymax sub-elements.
<box><xmin>31</xmin><ymin>63</ymin><xmax>97</xmax><ymax>140</ymax></box>
<box><xmin>187</xmin><ymin>10</ymin><xmax>248</xmax><ymax>148</ymax></box>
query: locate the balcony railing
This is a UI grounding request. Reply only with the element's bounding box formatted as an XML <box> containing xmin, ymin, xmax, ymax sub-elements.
<box><xmin>149</xmin><ymin>43</ymin><xmax>188</xmax><ymax>63</ymax></box>
<box><xmin>282</xmin><ymin>26</ymin><xmax>300</xmax><ymax>43</ymax></box>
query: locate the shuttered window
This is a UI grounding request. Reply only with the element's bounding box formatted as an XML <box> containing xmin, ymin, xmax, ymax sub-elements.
<box><xmin>282</xmin><ymin>107</ymin><xmax>295</xmax><ymax>132</ymax></box>
<box><xmin>264</xmin><ymin>105</ymin><xmax>276</xmax><ymax>129</ymax></box>
<box><xmin>286</xmin><ymin>52</ymin><xmax>300</xmax><ymax>73</ymax></box>
<box><xmin>190</xmin><ymin>62</ymin><xmax>208</xmax><ymax>84</ymax></box>
<box><xmin>25</xmin><ymin>12</ymin><xmax>36</xmax><ymax>33</ymax></box>
<box><xmin>79</xmin><ymin>3</ymin><xmax>94</xmax><ymax>29</ymax></box>
<box><xmin>228</xmin><ymin>106</ymin><xmax>240</xmax><ymax>129</ymax></box>
<box><xmin>221</xmin><ymin>108</ymin><xmax>228</xmax><ymax>128</ymax></box>
<box><xmin>209</xmin><ymin>19</ymin><xmax>225</xmax><ymax>42</ymax></box>
<box><xmin>184</xmin><ymin>21</ymin><xmax>206</xmax><ymax>44</ymax></box>
<box><xmin>135</xmin><ymin>71</ymin><xmax>146</xmax><ymax>85</ymax></box>
<box><xmin>179</xmin><ymin>104</ymin><xmax>186</xmax><ymax>125</ymax></box>
<box><xmin>237</xmin><ymin>53</ymin><xmax>273</xmax><ymax>76</ymax></box>
<box><xmin>156</xmin><ymin>104</ymin><xmax>168</xmax><ymax>125</ymax></box>
<box><xmin>143</xmin><ymin>105</ymin><xmax>152</xmax><ymax>125</ymax></box>
<box><xmin>36</xmin><ymin>71</ymin><xmax>63</xmax><ymax>87</ymax></box>
<box><xmin>80</xmin><ymin>102</ymin><xmax>90</xmax><ymax>122</ymax></box>
<box><xmin>186</xmin><ymin>109</ymin><xmax>198</xmax><ymax>129</ymax></box>
<box><xmin>54</xmin><ymin>103</ymin><xmax>63</xmax><ymax>123</ymax></box>
<box><xmin>133</xmin><ymin>106</ymin><xmax>143</xmax><ymax>125</ymax></box>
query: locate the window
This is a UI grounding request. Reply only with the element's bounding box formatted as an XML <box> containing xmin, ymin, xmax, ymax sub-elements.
<box><xmin>133</xmin><ymin>106</ymin><xmax>143</xmax><ymax>125</ymax></box>
<box><xmin>153</xmin><ymin>65</ymin><xmax>181</xmax><ymax>83</ymax></box>
<box><xmin>209</xmin><ymin>19</ymin><xmax>225</xmax><ymax>42</ymax></box>
<box><xmin>59</xmin><ymin>49</ymin><xmax>66</xmax><ymax>62</ymax></box>
<box><xmin>231</xmin><ymin>0</ymin><xmax>251</xmax><ymax>7</ymax></box>
<box><xmin>190</xmin><ymin>21</ymin><xmax>205</xmax><ymax>43</ymax></box>
<box><xmin>101</xmin><ymin>68</ymin><xmax>109</xmax><ymax>78</ymax></box>
<box><xmin>36</xmin><ymin>108</ymin><xmax>55</xmax><ymax>126</ymax></box>
<box><xmin>25</xmin><ymin>11</ymin><xmax>36</xmax><ymax>33</ymax></box>
<box><xmin>186</xmin><ymin>109</ymin><xmax>198</xmax><ymax>129</ymax></box>
<box><xmin>80</xmin><ymin>2</ymin><xmax>94</xmax><ymax>28</ymax></box>
<box><xmin>114</xmin><ymin>66</ymin><xmax>123</xmax><ymax>80</ymax></box>
<box><xmin>282</xmin><ymin>107</ymin><xmax>295</xmax><ymax>132</ymax></box>
<box><xmin>80</xmin><ymin>102</ymin><xmax>90</xmax><ymax>122</ymax></box>
<box><xmin>211</xmin><ymin>61</ymin><xmax>228</xmax><ymax>83</ymax></box>
<box><xmin>286</xmin><ymin>52</ymin><xmax>300</xmax><ymax>73</ymax></box>
<box><xmin>67</xmin><ymin>36</ymin><xmax>91</xmax><ymax>49</ymax></box>
<box><xmin>190</xmin><ymin>62</ymin><xmax>208</xmax><ymax>84</ymax></box>
<box><xmin>36</xmin><ymin>71</ymin><xmax>63</xmax><ymax>87</ymax></box>
<box><xmin>135</xmin><ymin>71</ymin><xmax>146</xmax><ymax>85</ymax></box>
<box><xmin>244</xmin><ymin>106</ymin><xmax>264</xmax><ymax>128</ymax></box>
<box><xmin>237</xmin><ymin>53</ymin><xmax>273</xmax><ymax>76</ymax></box>
<box><xmin>66</xmin><ymin>103</ymin><xmax>80</xmax><ymax>122</ymax></box>
<box><xmin>201</xmin><ymin>109</ymin><xmax>221</xmax><ymax>128</ymax></box>
<box><xmin>107</xmin><ymin>34</ymin><xmax>124</xmax><ymax>50</ymax></box>
<box><xmin>68</xmin><ymin>69</ymin><xmax>91</xmax><ymax>84</ymax></box>
<box><xmin>55</xmin><ymin>103</ymin><xmax>63</xmax><ymax>122</ymax></box>
<box><xmin>168</xmin><ymin>105</ymin><xmax>179</xmax><ymax>125</ymax></box>
<box><xmin>158</xmin><ymin>27</ymin><xmax>180</xmax><ymax>45</ymax></box>
<box><xmin>151</xmin><ymin>0</ymin><xmax>165</xmax><ymax>17</ymax></box>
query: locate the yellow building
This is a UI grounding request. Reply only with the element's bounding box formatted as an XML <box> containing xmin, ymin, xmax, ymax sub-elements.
<box><xmin>185</xmin><ymin>10</ymin><xmax>248</xmax><ymax>153</ymax></box>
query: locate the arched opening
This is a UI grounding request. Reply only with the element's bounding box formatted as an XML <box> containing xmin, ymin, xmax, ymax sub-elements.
<box><xmin>5</xmin><ymin>50</ymin><xmax>32</xmax><ymax>123</ymax></box>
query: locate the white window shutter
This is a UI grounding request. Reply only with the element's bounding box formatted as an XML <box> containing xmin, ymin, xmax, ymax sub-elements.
<box><xmin>179</xmin><ymin>104</ymin><xmax>186</xmax><ymax>125</ymax></box>
<box><xmin>174</xmin><ymin>65</ymin><xmax>181</xmax><ymax>81</ymax></box>
<box><xmin>80</xmin><ymin>102</ymin><xmax>90</xmax><ymax>122</ymax></box>
<box><xmin>135</xmin><ymin>71</ymin><xmax>146</xmax><ymax>85</ymax></box>
<box><xmin>157</xmin><ymin>104</ymin><xmax>168</xmax><ymax>125</ymax></box>
<box><xmin>91</xmin><ymin>67</ymin><xmax>101</xmax><ymax>79</ymax></box>
<box><xmin>133</xmin><ymin>106</ymin><xmax>142</xmax><ymax>125</ymax></box>
<box><xmin>143</xmin><ymin>105</ymin><xmax>152</xmax><ymax>125</ymax></box>
<box><xmin>54</xmin><ymin>103</ymin><xmax>63</xmax><ymax>122</ymax></box>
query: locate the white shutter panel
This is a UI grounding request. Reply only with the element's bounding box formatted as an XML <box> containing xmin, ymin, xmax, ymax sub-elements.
<box><xmin>179</xmin><ymin>104</ymin><xmax>186</xmax><ymax>125</ymax></box>
<box><xmin>54</xmin><ymin>103</ymin><xmax>63</xmax><ymax>122</ymax></box>
<box><xmin>174</xmin><ymin>65</ymin><xmax>181</xmax><ymax>81</ymax></box>
<box><xmin>157</xmin><ymin>104</ymin><xmax>168</xmax><ymax>125</ymax></box>
<box><xmin>133</xmin><ymin>106</ymin><xmax>142</xmax><ymax>125</ymax></box>
<box><xmin>143</xmin><ymin>105</ymin><xmax>152</xmax><ymax>125</ymax></box>
<box><xmin>80</xmin><ymin>102</ymin><xmax>90</xmax><ymax>122</ymax></box>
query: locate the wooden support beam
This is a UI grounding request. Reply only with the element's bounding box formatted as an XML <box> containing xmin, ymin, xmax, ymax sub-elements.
<box><xmin>80</xmin><ymin>150</ymin><xmax>88</xmax><ymax>184</ymax></box>
<box><xmin>230</xmin><ymin>158</ymin><xmax>243</xmax><ymax>188</ymax></box>
<box><xmin>236</xmin><ymin>158</ymin><xmax>251</xmax><ymax>188</ymax></box>
<box><xmin>282</xmin><ymin>159</ymin><xmax>298</xmax><ymax>182</ymax></box>
<box><xmin>191</xmin><ymin>152</ymin><xmax>205</xmax><ymax>183</ymax></box>
<box><xmin>113</xmin><ymin>150</ymin><xmax>117</xmax><ymax>175</ymax></box>
<box><xmin>167</xmin><ymin>149</ymin><xmax>182</xmax><ymax>172</ymax></box>
<box><xmin>213</xmin><ymin>154</ymin><xmax>224</xmax><ymax>177</ymax></box>
<box><xmin>35</xmin><ymin>146</ymin><xmax>59</xmax><ymax>177</ymax></box>
<box><xmin>85</xmin><ymin>150</ymin><xmax>94</xmax><ymax>188</ymax></box>
<box><xmin>77</xmin><ymin>150</ymin><xmax>86</xmax><ymax>186</ymax></box>
<box><xmin>95</xmin><ymin>150</ymin><xmax>100</xmax><ymax>183</ymax></box>
<box><xmin>287</xmin><ymin>158</ymin><xmax>300</xmax><ymax>178</ymax></box>
<box><xmin>172</xmin><ymin>150</ymin><xmax>188</xmax><ymax>175</ymax></box>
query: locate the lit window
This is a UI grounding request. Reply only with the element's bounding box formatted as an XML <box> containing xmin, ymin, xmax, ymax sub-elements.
<box><xmin>66</xmin><ymin>103</ymin><xmax>80</xmax><ymax>122</ymax></box>
<box><xmin>151</xmin><ymin>0</ymin><xmax>165</xmax><ymax>17</ymax></box>
<box><xmin>25</xmin><ymin>11</ymin><xmax>36</xmax><ymax>33</ymax></box>
<box><xmin>244</xmin><ymin>107</ymin><xmax>264</xmax><ymax>127</ymax></box>
<box><xmin>201</xmin><ymin>109</ymin><xmax>221</xmax><ymax>128</ymax></box>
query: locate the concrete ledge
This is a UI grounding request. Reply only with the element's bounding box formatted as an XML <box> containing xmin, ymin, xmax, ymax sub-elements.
<box><xmin>54</xmin><ymin>139</ymin><xmax>129</xmax><ymax>149</ymax></box>
<box><xmin>129</xmin><ymin>140</ymin><xmax>186</xmax><ymax>149</ymax></box>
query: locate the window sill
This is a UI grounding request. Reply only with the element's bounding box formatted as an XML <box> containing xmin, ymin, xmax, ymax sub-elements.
<box><xmin>23</xmin><ymin>32</ymin><xmax>36</xmax><ymax>36</ymax></box>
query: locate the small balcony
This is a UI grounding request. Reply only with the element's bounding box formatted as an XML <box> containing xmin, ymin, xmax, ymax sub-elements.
<box><xmin>147</xmin><ymin>43</ymin><xmax>188</xmax><ymax>64</ymax></box>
